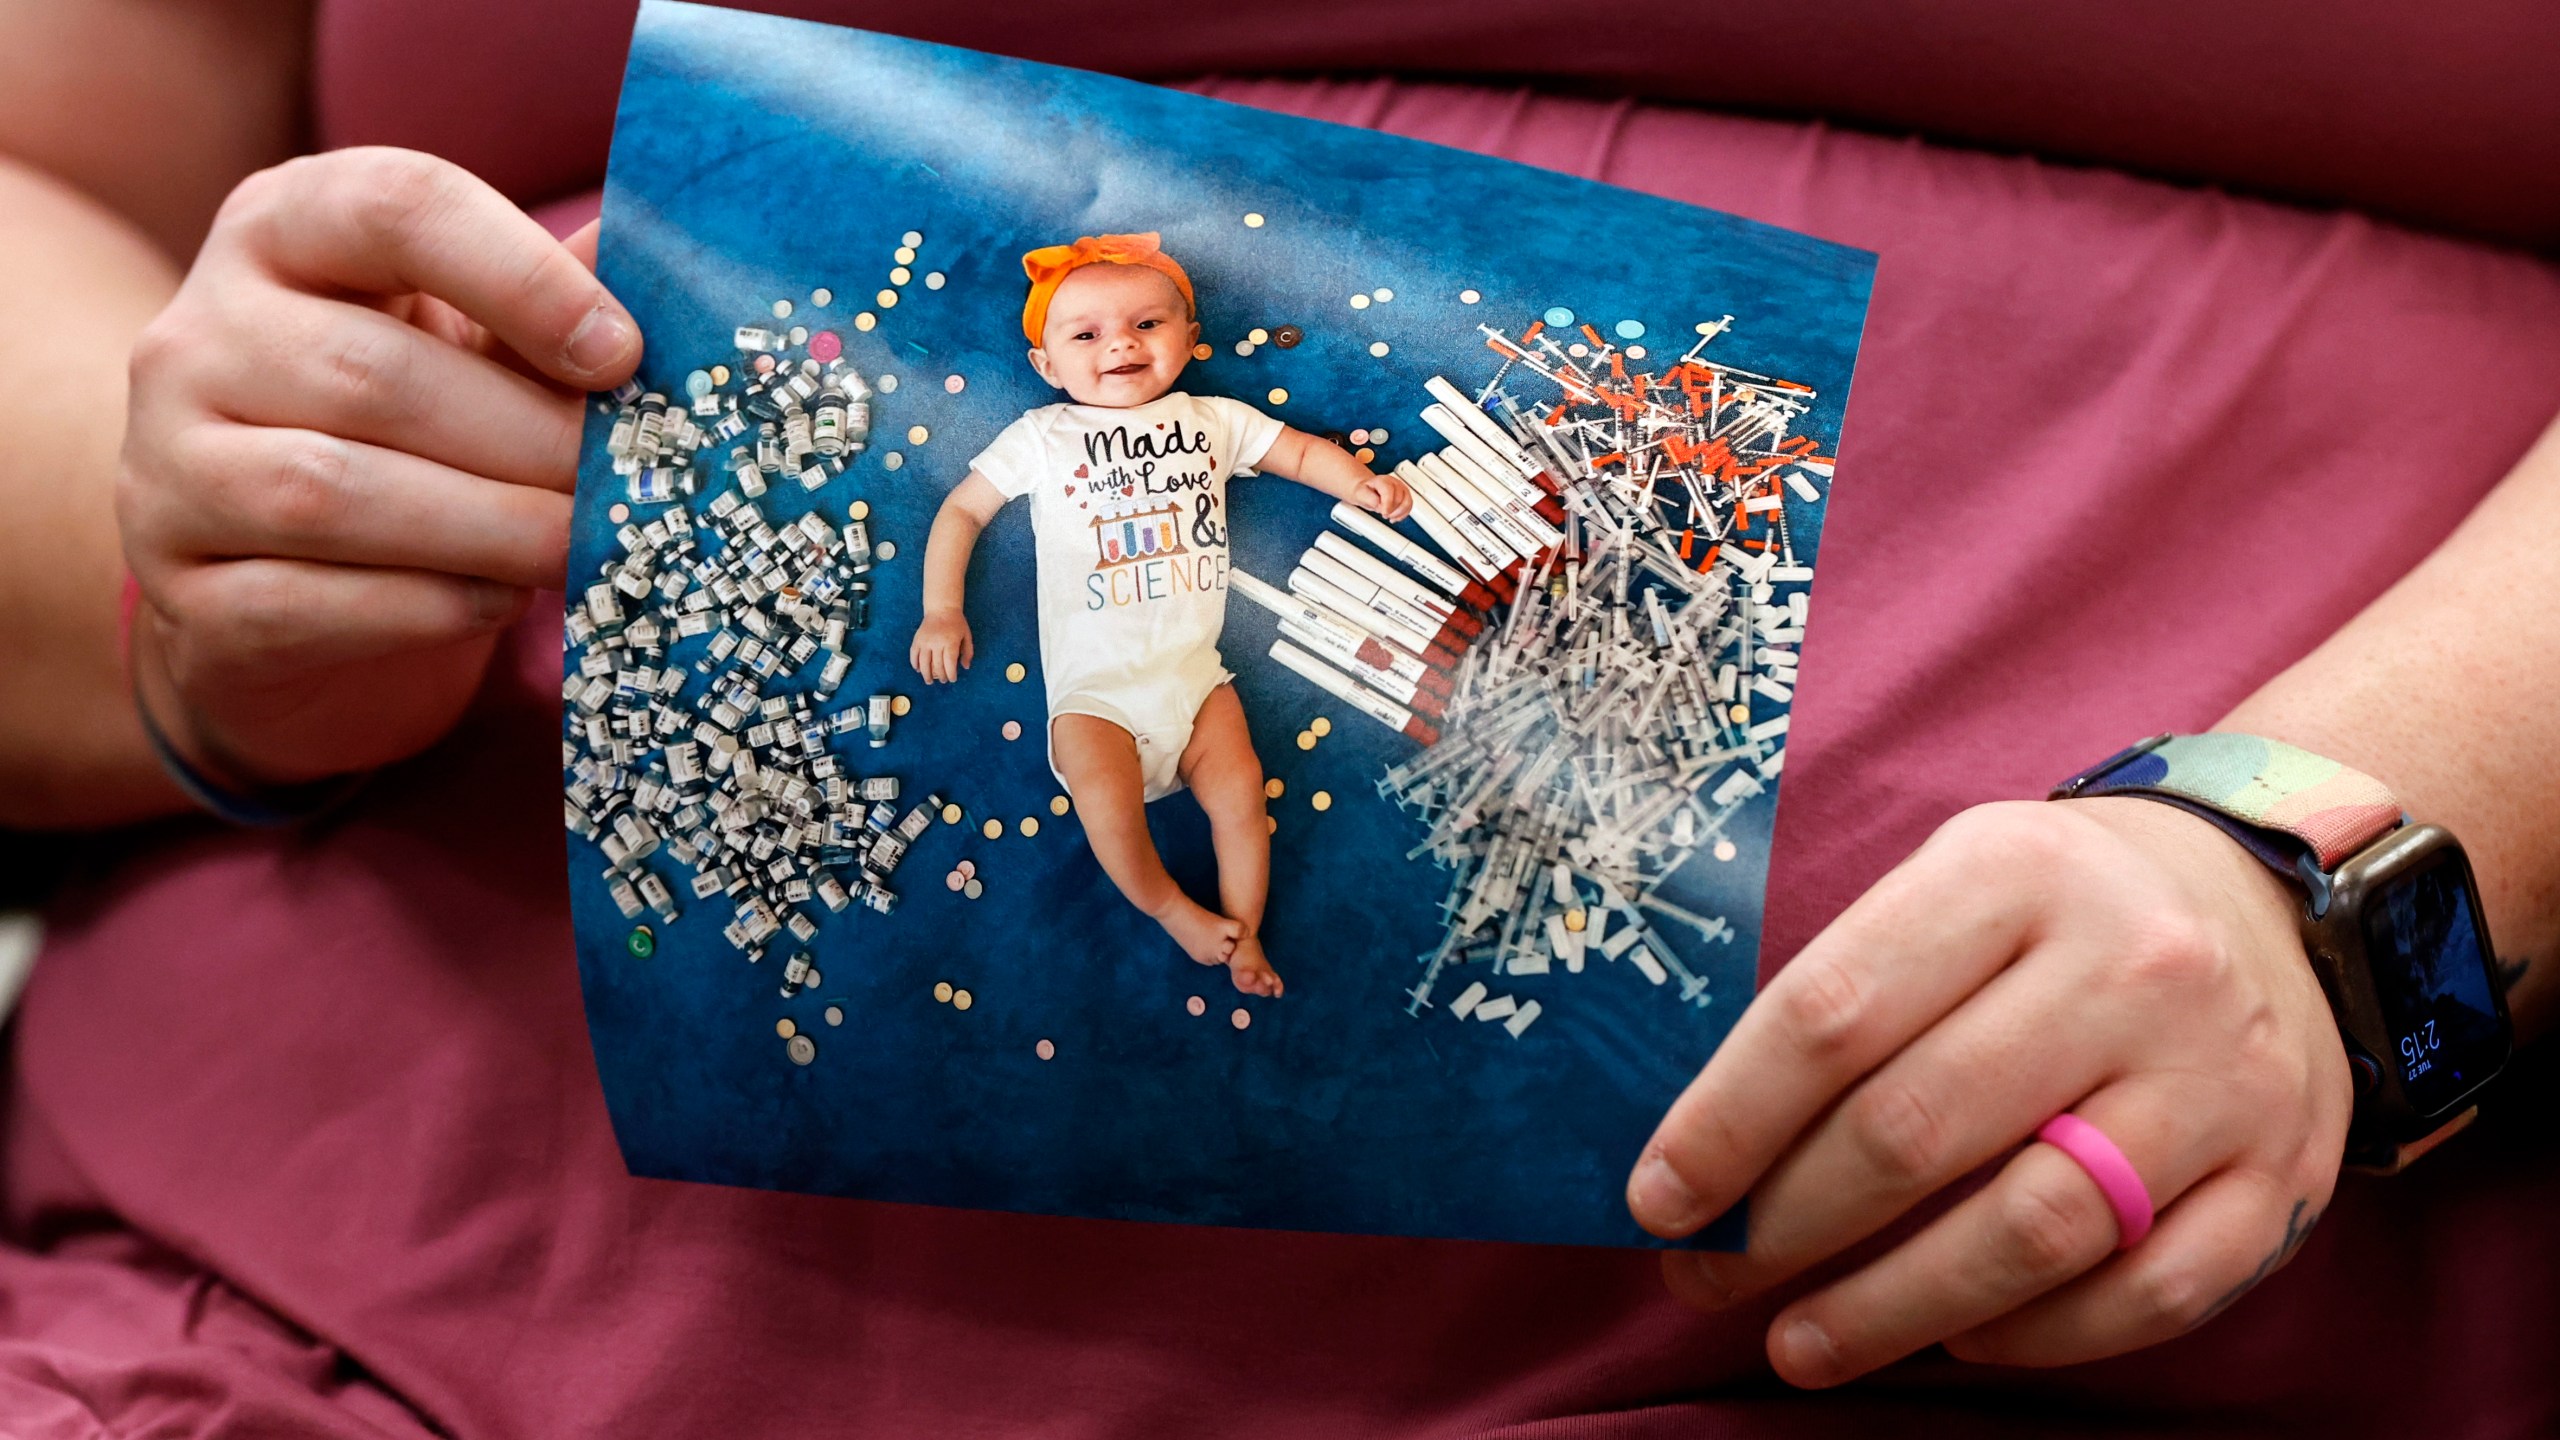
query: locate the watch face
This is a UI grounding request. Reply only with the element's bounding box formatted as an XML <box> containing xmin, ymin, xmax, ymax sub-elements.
<box><xmin>2362</xmin><ymin>853</ymin><xmax>2508</xmax><ymax>1118</ymax></box>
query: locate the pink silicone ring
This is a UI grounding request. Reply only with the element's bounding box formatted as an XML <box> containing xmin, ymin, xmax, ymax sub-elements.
<box><xmin>2036</xmin><ymin>1113</ymin><xmax>2154</xmax><ymax>1249</ymax></box>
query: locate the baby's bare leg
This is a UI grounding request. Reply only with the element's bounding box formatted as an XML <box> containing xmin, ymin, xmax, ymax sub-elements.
<box><xmin>1050</xmin><ymin>712</ymin><xmax>1240</xmax><ymax>965</ymax></box>
<box><xmin>1178</xmin><ymin>685</ymin><xmax>1280</xmax><ymax>998</ymax></box>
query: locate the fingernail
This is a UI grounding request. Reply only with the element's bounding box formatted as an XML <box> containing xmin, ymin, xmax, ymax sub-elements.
<box><xmin>1628</xmin><ymin>1152</ymin><xmax>1706</xmax><ymax>1234</ymax></box>
<box><xmin>565</xmin><ymin>304</ymin><xmax>637</xmax><ymax>377</ymax></box>
<box><xmin>1776</xmin><ymin>1318</ymin><xmax>1842</xmax><ymax>1387</ymax></box>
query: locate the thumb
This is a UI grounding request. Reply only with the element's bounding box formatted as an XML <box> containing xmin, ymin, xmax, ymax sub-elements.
<box><xmin>563</xmin><ymin>218</ymin><xmax>601</xmax><ymax>272</ymax></box>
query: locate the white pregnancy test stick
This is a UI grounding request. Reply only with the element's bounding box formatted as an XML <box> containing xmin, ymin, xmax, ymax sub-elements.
<box><xmin>1298</xmin><ymin>548</ymin><xmax>1461</xmax><ymax>652</ymax></box>
<box><xmin>1234</xmin><ymin>569</ymin><xmax>1450</xmax><ymax>697</ymax></box>
<box><xmin>1421</xmin><ymin>403</ymin><xmax>1561</xmax><ymax>522</ymax></box>
<box><xmin>1434</xmin><ymin>441</ymin><xmax>1563</xmax><ymax>548</ymax></box>
<box><xmin>1311</xmin><ymin>532</ymin><xmax>1476</xmax><ymax>635</ymax></box>
<box><xmin>1269</xmin><ymin>640</ymin><xmax>1440</xmax><ymax>744</ymax></box>
<box><xmin>1287</xmin><ymin>565</ymin><xmax>1462</xmax><ymax>669</ymax></box>
<box><xmin>1424</xmin><ymin>375</ymin><xmax>1545</xmax><ymax>482</ymax></box>
<box><xmin>1328</xmin><ymin>502</ymin><xmax>1491</xmax><ymax>608</ymax></box>
<box><xmin>1278</xmin><ymin>617</ymin><xmax>1448</xmax><ymax>716</ymax></box>
<box><xmin>1417</xmin><ymin>454</ymin><xmax>1542</xmax><ymax>565</ymax></box>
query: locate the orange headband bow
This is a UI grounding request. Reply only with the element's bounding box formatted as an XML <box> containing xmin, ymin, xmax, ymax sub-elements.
<box><xmin>1020</xmin><ymin>232</ymin><xmax>1195</xmax><ymax>346</ymax></box>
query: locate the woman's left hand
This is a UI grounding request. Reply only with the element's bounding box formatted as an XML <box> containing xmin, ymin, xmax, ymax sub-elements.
<box><xmin>1627</xmin><ymin>796</ymin><xmax>2352</xmax><ymax>1386</ymax></box>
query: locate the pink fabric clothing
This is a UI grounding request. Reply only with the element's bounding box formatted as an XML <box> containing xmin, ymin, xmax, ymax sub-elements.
<box><xmin>313</xmin><ymin>1</ymin><xmax>2560</xmax><ymax>250</ymax></box>
<box><xmin>8</xmin><ymin>61</ymin><xmax>2560</xmax><ymax>1440</ymax></box>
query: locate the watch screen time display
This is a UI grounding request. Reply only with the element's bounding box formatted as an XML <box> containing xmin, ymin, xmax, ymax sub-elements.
<box><xmin>2364</xmin><ymin>857</ymin><xmax>2507</xmax><ymax>1117</ymax></box>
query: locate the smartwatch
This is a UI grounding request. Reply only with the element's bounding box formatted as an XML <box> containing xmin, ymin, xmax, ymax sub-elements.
<box><xmin>2052</xmin><ymin>732</ymin><xmax>2513</xmax><ymax>1173</ymax></box>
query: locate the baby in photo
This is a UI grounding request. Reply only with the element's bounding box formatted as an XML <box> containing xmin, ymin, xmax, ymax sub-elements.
<box><xmin>910</xmin><ymin>232</ymin><xmax>1410</xmax><ymax>998</ymax></box>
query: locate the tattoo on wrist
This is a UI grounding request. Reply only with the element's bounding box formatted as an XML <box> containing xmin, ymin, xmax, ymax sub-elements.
<box><xmin>2195</xmin><ymin>1198</ymin><xmax>2323</xmax><ymax>1327</ymax></box>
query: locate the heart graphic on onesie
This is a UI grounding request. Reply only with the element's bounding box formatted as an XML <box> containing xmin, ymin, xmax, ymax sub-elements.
<box><xmin>1062</xmin><ymin>486</ymin><xmax>1075</xmax><ymax>497</ymax></box>
<box><xmin>1073</xmin><ymin>464</ymin><xmax>1088</xmax><ymax>477</ymax></box>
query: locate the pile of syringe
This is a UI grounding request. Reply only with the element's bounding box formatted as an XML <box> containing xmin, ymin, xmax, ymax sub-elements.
<box><xmin>567</xmin><ymin>309</ymin><xmax>946</xmax><ymax>1002</ymax></box>
<box><xmin>1238</xmin><ymin>317</ymin><xmax>1833</xmax><ymax>1035</ymax></box>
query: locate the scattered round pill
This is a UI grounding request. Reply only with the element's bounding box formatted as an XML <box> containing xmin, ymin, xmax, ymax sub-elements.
<box><xmin>1729</xmin><ymin>703</ymin><xmax>1751</xmax><ymax>724</ymax></box>
<box><xmin>1369</xmin><ymin>342</ymin><xmax>1390</xmax><ymax>357</ymax></box>
<box><xmin>890</xmin><ymin>265</ymin><xmax>912</xmax><ymax>285</ymax></box>
<box><xmin>1187</xmin><ymin>995</ymin><xmax>1206</xmax><ymax>1016</ymax></box>
<box><xmin>684</xmin><ymin>369</ymin><xmax>713</xmax><ymax>398</ymax></box>
<box><xmin>876</xmin><ymin>289</ymin><xmax>898</xmax><ymax>308</ymax></box>
<box><xmin>882</xmin><ymin>452</ymin><xmax>903</xmax><ymax>471</ymax></box>
<box><xmin>964</xmin><ymin>878</ymin><xmax>984</xmax><ymax>900</ymax></box>
<box><xmin>1036</xmin><ymin>1039</ymin><xmax>1055</xmax><ymax>1061</ymax></box>
<box><xmin>787</xmin><ymin>1034</ymin><xmax>817</xmax><ymax>1065</ymax></box>
<box><xmin>809</xmin><ymin>331</ymin><xmax>843</xmax><ymax>362</ymax></box>
<box><xmin>925</xmin><ymin>272</ymin><xmax>945</xmax><ymax>289</ymax></box>
<box><xmin>608</xmin><ymin>503</ymin><xmax>631</xmax><ymax>524</ymax></box>
<box><xmin>625</xmin><ymin>925</ymin><xmax>654</xmax><ymax>958</ymax></box>
<box><xmin>907</xmin><ymin>424</ymin><xmax>930</xmax><ymax>445</ymax></box>
<box><xmin>1564</xmin><ymin>907</ymin><xmax>1587</xmax><ymax>933</ymax></box>
<box><xmin>877</xmin><ymin>540</ymin><xmax>897</xmax><ymax>560</ymax></box>
<box><xmin>753</xmin><ymin>354</ymin><xmax>776</xmax><ymax>373</ymax></box>
<box><xmin>1231</xmin><ymin>1008</ymin><xmax>1251</xmax><ymax>1030</ymax></box>
<box><xmin>772</xmin><ymin>299</ymin><xmax>794</xmax><ymax>319</ymax></box>
<box><xmin>934</xmin><ymin>981</ymin><xmax>953</xmax><ymax>1003</ymax></box>
<box><xmin>1050</xmin><ymin>795</ymin><xmax>1071</xmax><ymax>816</ymax></box>
<box><xmin>1295</xmin><ymin>731</ymin><xmax>1316</xmax><ymax>751</ymax></box>
<box><xmin>1568</xmin><ymin>343</ymin><xmax>1589</xmax><ymax>358</ymax></box>
<box><xmin>849</xmin><ymin>499</ymin><xmax>870</xmax><ymax>520</ymax></box>
<box><xmin>1242</xmin><ymin>212</ymin><xmax>1265</xmax><ymax>227</ymax></box>
<box><xmin>710</xmin><ymin>365</ymin><xmax>731</xmax><ymax>385</ymax></box>
<box><xmin>1234</xmin><ymin>340</ymin><xmax>1256</xmax><ymax>357</ymax></box>
<box><xmin>1248</xmin><ymin>327</ymin><xmax>1269</xmax><ymax>345</ymax></box>
<box><xmin>891</xmin><ymin>694</ymin><xmax>912</xmax><ymax>716</ymax></box>
<box><xmin>946</xmin><ymin>870</ymin><xmax>966</xmax><ymax>891</ymax></box>
<box><xmin>941</xmin><ymin>803</ymin><xmax>963</xmax><ymax>824</ymax></box>
<box><xmin>1544</xmin><ymin>306</ymin><xmax>1575</xmax><ymax>326</ymax></box>
<box><xmin>1349</xmin><ymin>294</ymin><xmax>1370</xmax><ymax>309</ymax></box>
<box><xmin>1355</xmin><ymin>447</ymin><xmax>1376</xmax><ymax>464</ymax></box>
<box><xmin>788</xmin><ymin>325</ymin><xmax>808</xmax><ymax>347</ymax></box>
<box><xmin>1369</xmin><ymin>428</ymin><xmax>1388</xmax><ymax>443</ymax></box>
<box><xmin>877</xmin><ymin>374</ymin><xmax>899</xmax><ymax>393</ymax></box>
<box><xmin>1349</xmin><ymin>428</ymin><xmax>1370</xmax><ymax>446</ymax></box>
<box><xmin>1192</xmin><ymin>343</ymin><xmax>1213</xmax><ymax>360</ymax></box>
<box><xmin>824</xmin><ymin>1005</ymin><xmax>844</xmax><ymax>1027</ymax></box>
<box><xmin>1459</xmin><ymin>288</ymin><xmax>1481</xmax><ymax>304</ymax></box>
<box><xmin>1273</xmin><ymin>324</ymin><xmax>1303</xmax><ymax>348</ymax></box>
<box><xmin>1267</xmin><ymin>387</ymin><xmax>1289</xmax><ymax>405</ymax></box>
<box><xmin>944</xmin><ymin>374</ymin><xmax>966</xmax><ymax>394</ymax></box>
<box><xmin>1373</xmin><ymin>287</ymin><xmax>1394</xmax><ymax>302</ymax></box>
<box><xmin>855</xmin><ymin>312</ymin><xmax>877</xmax><ymax>331</ymax></box>
<box><xmin>1001</xmin><ymin>720</ymin><xmax>1022</xmax><ymax>741</ymax></box>
<box><xmin>811</xmin><ymin>287</ymin><xmax>833</xmax><ymax>307</ymax></box>
<box><xmin>1263</xmin><ymin>777</ymin><xmax>1285</xmax><ymax>799</ymax></box>
<box><xmin>902</xmin><ymin>229</ymin><xmax>923</xmax><ymax>246</ymax></box>
<box><xmin>953</xmin><ymin>989</ymin><xmax>973</xmax><ymax>1011</ymax></box>
<box><xmin>1626</xmin><ymin>345</ymin><xmax>1647</xmax><ymax>360</ymax></box>
<box><xmin>982</xmin><ymin>819</ymin><xmax>1003</xmax><ymax>840</ymax></box>
<box><xmin>777</xmin><ymin>1017</ymin><xmax>798</xmax><ymax>1039</ymax></box>
<box><xmin>957</xmin><ymin>859</ymin><xmax>977</xmax><ymax>880</ymax></box>
<box><xmin>1005</xmin><ymin>662</ymin><xmax>1027</xmax><ymax>682</ymax></box>
<box><xmin>1615</xmin><ymin>319</ymin><xmax>1646</xmax><ymax>340</ymax></box>
<box><xmin>804</xmin><ymin>967</ymin><xmax>822</xmax><ymax>988</ymax></box>
<box><xmin>1020</xmin><ymin>816</ymin><xmax>1039</xmax><ymax>837</ymax></box>
<box><xmin>1311</xmin><ymin>791</ymin><xmax>1333</xmax><ymax>811</ymax></box>
<box><xmin>894</xmin><ymin>245</ymin><xmax>916</xmax><ymax>265</ymax></box>
<box><xmin>1714</xmin><ymin>838</ymin><xmax>1739</xmax><ymax>862</ymax></box>
<box><xmin>1310</xmin><ymin>716</ymin><xmax>1332</xmax><ymax>737</ymax></box>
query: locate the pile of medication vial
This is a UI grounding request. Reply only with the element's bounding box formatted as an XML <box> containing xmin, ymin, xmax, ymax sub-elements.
<box><xmin>567</xmin><ymin>276</ymin><xmax>950</xmax><ymax>1060</ymax></box>
<box><xmin>1237</xmin><ymin>313</ymin><xmax>1830</xmax><ymax>1037</ymax></box>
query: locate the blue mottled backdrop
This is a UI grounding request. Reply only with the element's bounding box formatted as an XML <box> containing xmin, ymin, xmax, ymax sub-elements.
<box><xmin>570</xmin><ymin>0</ymin><xmax>1874</xmax><ymax>1248</ymax></box>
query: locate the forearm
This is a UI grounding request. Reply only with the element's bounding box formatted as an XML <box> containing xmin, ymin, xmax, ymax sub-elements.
<box><xmin>0</xmin><ymin>157</ymin><xmax>188</xmax><ymax>826</ymax></box>
<box><xmin>1262</xmin><ymin>429</ymin><xmax>1373</xmax><ymax>502</ymax></box>
<box><xmin>2220</xmin><ymin>408</ymin><xmax>2560</xmax><ymax>1042</ymax></box>
<box><xmin>920</xmin><ymin>503</ymin><xmax>987</xmax><ymax>615</ymax></box>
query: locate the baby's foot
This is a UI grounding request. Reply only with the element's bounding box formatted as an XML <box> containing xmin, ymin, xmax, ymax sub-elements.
<box><xmin>1152</xmin><ymin>896</ymin><xmax>1242</xmax><ymax>966</ymax></box>
<box><xmin>1227</xmin><ymin>934</ymin><xmax>1283</xmax><ymax>998</ymax></box>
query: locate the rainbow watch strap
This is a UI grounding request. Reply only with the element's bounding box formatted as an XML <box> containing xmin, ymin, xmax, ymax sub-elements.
<box><xmin>2051</xmin><ymin>733</ymin><xmax>2403</xmax><ymax>873</ymax></box>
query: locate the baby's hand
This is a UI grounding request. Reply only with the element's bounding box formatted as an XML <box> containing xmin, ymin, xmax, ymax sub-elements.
<box><xmin>909</xmin><ymin>609</ymin><xmax>974</xmax><ymax>684</ymax></box>
<box><xmin>1353</xmin><ymin>472</ymin><xmax>1413</xmax><ymax>522</ymax></box>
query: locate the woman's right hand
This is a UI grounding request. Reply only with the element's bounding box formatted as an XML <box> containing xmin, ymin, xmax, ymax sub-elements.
<box><xmin>116</xmin><ymin>146</ymin><xmax>642</xmax><ymax>788</ymax></box>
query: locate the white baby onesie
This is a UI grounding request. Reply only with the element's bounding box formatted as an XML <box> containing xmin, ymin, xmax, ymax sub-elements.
<box><xmin>970</xmin><ymin>391</ymin><xmax>1284</xmax><ymax>800</ymax></box>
